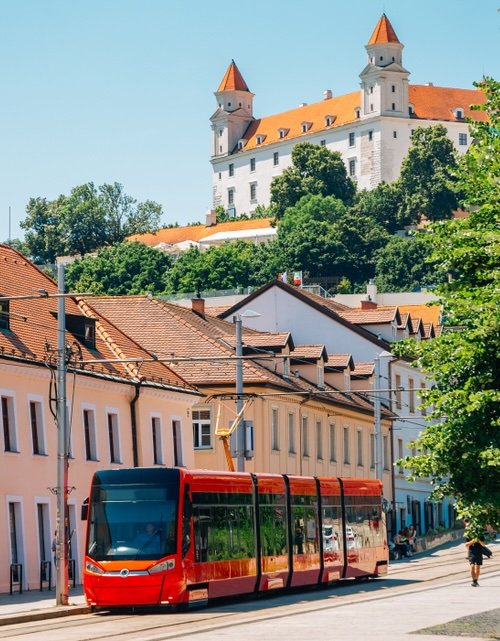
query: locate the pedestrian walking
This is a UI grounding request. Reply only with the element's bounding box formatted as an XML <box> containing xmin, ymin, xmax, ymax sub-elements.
<box><xmin>465</xmin><ymin>534</ymin><xmax>492</xmax><ymax>586</ymax></box>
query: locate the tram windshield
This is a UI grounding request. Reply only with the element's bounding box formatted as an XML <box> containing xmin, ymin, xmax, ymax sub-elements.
<box><xmin>86</xmin><ymin>481</ymin><xmax>179</xmax><ymax>561</ymax></box>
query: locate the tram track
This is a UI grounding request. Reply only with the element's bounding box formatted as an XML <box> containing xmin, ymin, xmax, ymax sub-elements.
<box><xmin>2</xmin><ymin>548</ymin><xmax>499</xmax><ymax>641</ymax></box>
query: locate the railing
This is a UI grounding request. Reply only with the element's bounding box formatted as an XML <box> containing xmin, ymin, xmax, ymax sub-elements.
<box><xmin>10</xmin><ymin>563</ymin><xmax>23</xmax><ymax>594</ymax></box>
<box><xmin>39</xmin><ymin>560</ymin><xmax>52</xmax><ymax>591</ymax></box>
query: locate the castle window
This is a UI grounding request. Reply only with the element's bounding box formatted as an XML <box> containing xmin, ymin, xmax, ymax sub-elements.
<box><xmin>455</xmin><ymin>108</ymin><xmax>464</xmax><ymax>120</ymax></box>
<box><xmin>370</xmin><ymin>86</ymin><xmax>373</xmax><ymax>94</ymax></box>
<box><xmin>218</xmin><ymin>172</ymin><xmax>221</xmax><ymax>180</ymax></box>
<box><xmin>320</xmin><ymin>140</ymin><xmax>326</xmax><ymax>146</ymax></box>
<box><xmin>368</xmin><ymin>130</ymin><xmax>373</xmax><ymax>141</ymax></box>
<box><xmin>349</xmin><ymin>132</ymin><xmax>355</xmax><ymax>147</ymax></box>
<box><xmin>278</xmin><ymin>128</ymin><xmax>289</xmax><ymax>139</ymax></box>
<box><xmin>238</xmin><ymin>139</ymin><xmax>246</xmax><ymax>150</ymax></box>
<box><xmin>229</xmin><ymin>163</ymin><xmax>234</xmax><ymax>177</ymax></box>
<box><xmin>392</xmin><ymin>56</ymin><xmax>395</xmax><ymax>62</ymax></box>
<box><xmin>391</xmin><ymin>85</ymin><xmax>395</xmax><ymax>93</ymax></box>
<box><xmin>349</xmin><ymin>159</ymin><xmax>356</xmax><ymax>177</ymax></box>
<box><xmin>227</xmin><ymin>102</ymin><xmax>232</xmax><ymax>107</ymax></box>
<box><xmin>250</xmin><ymin>158</ymin><xmax>256</xmax><ymax>172</ymax></box>
<box><xmin>273</xmin><ymin>151</ymin><xmax>279</xmax><ymax>165</ymax></box>
<box><xmin>355</xmin><ymin>109</ymin><xmax>361</xmax><ymax>119</ymax></box>
<box><xmin>301</xmin><ymin>122</ymin><xmax>312</xmax><ymax>133</ymax></box>
<box><xmin>393</xmin><ymin>131</ymin><xmax>397</xmax><ymax>139</ymax></box>
<box><xmin>219</xmin><ymin>129</ymin><xmax>223</xmax><ymax>136</ymax></box>
<box><xmin>239</xmin><ymin>102</ymin><xmax>242</xmax><ymax>107</ymax></box>
<box><xmin>256</xmin><ymin>134</ymin><xmax>266</xmax><ymax>145</ymax></box>
<box><xmin>325</xmin><ymin>116</ymin><xmax>331</xmax><ymax>126</ymax></box>
<box><xmin>250</xmin><ymin>182</ymin><xmax>257</xmax><ymax>202</ymax></box>
<box><xmin>370</xmin><ymin>103</ymin><xmax>374</xmax><ymax>111</ymax></box>
<box><xmin>228</xmin><ymin>189</ymin><xmax>234</xmax><ymax>205</ymax></box>
<box><xmin>392</xmin><ymin>103</ymin><xmax>396</xmax><ymax>110</ymax></box>
<box><xmin>379</xmin><ymin>56</ymin><xmax>383</xmax><ymax>61</ymax></box>
<box><xmin>459</xmin><ymin>133</ymin><xmax>468</xmax><ymax>146</ymax></box>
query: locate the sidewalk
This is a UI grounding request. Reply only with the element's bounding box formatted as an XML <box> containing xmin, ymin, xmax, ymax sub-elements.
<box><xmin>0</xmin><ymin>586</ymin><xmax>89</xmax><ymax>626</ymax></box>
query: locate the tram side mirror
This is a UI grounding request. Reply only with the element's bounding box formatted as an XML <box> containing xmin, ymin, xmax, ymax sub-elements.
<box><xmin>81</xmin><ymin>497</ymin><xmax>89</xmax><ymax>521</ymax></box>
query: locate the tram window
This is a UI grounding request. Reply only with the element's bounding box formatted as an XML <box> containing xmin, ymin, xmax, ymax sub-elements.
<box><xmin>259</xmin><ymin>505</ymin><xmax>287</xmax><ymax>556</ymax></box>
<box><xmin>193</xmin><ymin>503</ymin><xmax>255</xmax><ymax>562</ymax></box>
<box><xmin>291</xmin><ymin>503</ymin><xmax>319</xmax><ymax>554</ymax></box>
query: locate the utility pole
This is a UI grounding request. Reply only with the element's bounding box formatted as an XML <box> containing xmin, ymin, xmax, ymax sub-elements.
<box><xmin>234</xmin><ymin>314</ymin><xmax>245</xmax><ymax>472</ymax></box>
<box><xmin>55</xmin><ymin>261</ymin><xmax>69</xmax><ymax>606</ymax></box>
<box><xmin>374</xmin><ymin>355</ymin><xmax>383</xmax><ymax>481</ymax></box>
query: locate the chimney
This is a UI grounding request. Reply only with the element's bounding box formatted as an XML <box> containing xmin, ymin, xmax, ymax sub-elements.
<box><xmin>425</xmin><ymin>82</ymin><xmax>434</xmax><ymax>86</ymax></box>
<box><xmin>360</xmin><ymin>298</ymin><xmax>377</xmax><ymax>310</ymax></box>
<box><xmin>191</xmin><ymin>297</ymin><xmax>205</xmax><ymax>317</ymax></box>
<box><xmin>324</xmin><ymin>89</ymin><xmax>332</xmax><ymax>100</ymax></box>
<box><xmin>366</xmin><ymin>278</ymin><xmax>377</xmax><ymax>303</ymax></box>
<box><xmin>299</xmin><ymin>102</ymin><xmax>308</xmax><ymax>107</ymax></box>
<box><xmin>205</xmin><ymin>209</ymin><xmax>217</xmax><ymax>227</ymax></box>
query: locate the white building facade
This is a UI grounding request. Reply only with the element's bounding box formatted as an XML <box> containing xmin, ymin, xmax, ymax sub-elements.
<box><xmin>210</xmin><ymin>14</ymin><xmax>484</xmax><ymax>216</ymax></box>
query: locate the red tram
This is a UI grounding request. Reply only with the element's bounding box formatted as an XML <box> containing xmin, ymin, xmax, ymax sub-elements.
<box><xmin>82</xmin><ymin>467</ymin><xmax>388</xmax><ymax>608</ymax></box>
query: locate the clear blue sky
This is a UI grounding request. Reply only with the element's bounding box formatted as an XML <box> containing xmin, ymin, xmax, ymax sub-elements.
<box><xmin>1</xmin><ymin>0</ymin><xmax>498</xmax><ymax>242</ymax></box>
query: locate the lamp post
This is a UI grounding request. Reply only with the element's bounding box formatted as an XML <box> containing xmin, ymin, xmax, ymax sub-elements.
<box><xmin>373</xmin><ymin>351</ymin><xmax>393</xmax><ymax>482</ymax></box>
<box><xmin>233</xmin><ymin>309</ymin><xmax>260</xmax><ymax>472</ymax></box>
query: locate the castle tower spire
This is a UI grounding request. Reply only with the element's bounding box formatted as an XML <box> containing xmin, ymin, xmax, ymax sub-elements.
<box><xmin>359</xmin><ymin>14</ymin><xmax>409</xmax><ymax>118</ymax></box>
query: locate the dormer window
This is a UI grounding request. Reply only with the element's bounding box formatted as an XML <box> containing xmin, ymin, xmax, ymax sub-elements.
<box><xmin>0</xmin><ymin>298</ymin><xmax>9</xmax><ymax>330</ymax></box>
<box><xmin>324</xmin><ymin>115</ymin><xmax>335</xmax><ymax>127</ymax></box>
<box><xmin>278</xmin><ymin>128</ymin><xmax>289</xmax><ymax>139</ymax></box>
<box><xmin>255</xmin><ymin>134</ymin><xmax>266</xmax><ymax>145</ymax></box>
<box><xmin>355</xmin><ymin>108</ymin><xmax>361</xmax><ymax>119</ymax></box>
<box><xmin>301</xmin><ymin>122</ymin><xmax>312</xmax><ymax>133</ymax></box>
<box><xmin>454</xmin><ymin>108</ymin><xmax>465</xmax><ymax>120</ymax></box>
<box><xmin>64</xmin><ymin>314</ymin><xmax>96</xmax><ymax>350</ymax></box>
<box><xmin>238</xmin><ymin>139</ymin><xmax>246</xmax><ymax>150</ymax></box>
<box><xmin>408</xmin><ymin>104</ymin><xmax>414</xmax><ymax>116</ymax></box>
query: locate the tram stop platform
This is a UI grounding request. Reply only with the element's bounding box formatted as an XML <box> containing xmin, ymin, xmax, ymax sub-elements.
<box><xmin>0</xmin><ymin>586</ymin><xmax>89</xmax><ymax>626</ymax></box>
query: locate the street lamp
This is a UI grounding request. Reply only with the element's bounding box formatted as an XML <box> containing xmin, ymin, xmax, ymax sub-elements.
<box><xmin>373</xmin><ymin>350</ymin><xmax>393</xmax><ymax>482</ymax></box>
<box><xmin>233</xmin><ymin>309</ymin><xmax>261</xmax><ymax>472</ymax></box>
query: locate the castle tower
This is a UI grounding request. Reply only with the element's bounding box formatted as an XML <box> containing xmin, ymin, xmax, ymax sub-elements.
<box><xmin>359</xmin><ymin>14</ymin><xmax>410</xmax><ymax>118</ymax></box>
<box><xmin>210</xmin><ymin>60</ymin><xmax>254</xmax><ymax>157</ymax></box>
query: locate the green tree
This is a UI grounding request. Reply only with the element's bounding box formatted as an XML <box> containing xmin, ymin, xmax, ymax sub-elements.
<box><xmin>397</xmin><ymin>78</ymin><xmax>500</xmax><ymax>534</ymax></box>
<box><xmin>270</xmin><ymin>142</ymin><xmax>356</xmax><ymax>217</ymax></box>
<box><xmin>277</xmin><ymin>194</ymin><xmax>389</xmax><ymax>283</ymax></box>
<box><xmin>399</xmin><ymin>125</ymin><xmax>462</xmax><ymax>223</ymax></box>
<box><xmin>374</xmin><ymin>235</ymin><xmax>445</xmax><ymax>292</ymax></box>
<box><xmin>65</xmin><ymin>241</ymin><xmax>171</xmax><ymax>295</ymax></box>
<box><xmin>353</xmin><ymin>182</ymin><xmax>410</xmax><ymax>234</ymax></box>
<box><xmin>20</xmin><ymin>182</ymin><xmax>162</xmax><ymax>261</ymax></box>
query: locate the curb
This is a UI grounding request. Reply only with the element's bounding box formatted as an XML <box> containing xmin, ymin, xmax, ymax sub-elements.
<box><xmin>0</xmin><ymin>604</ymin><xmax>91</xmax><ymax>627</ymax></box>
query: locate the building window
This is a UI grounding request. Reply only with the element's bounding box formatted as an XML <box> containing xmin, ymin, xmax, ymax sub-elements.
<box><xmin>420</xmin><ymin>382</ymin><xmax>427</xmax><ymax>416</ymax></box>
<box><xmin>151</xmin><ymin>416</ymin><xmax>163</xmax><ymax>464</ymax></box>
<box><xmin>1</xmin><ymin>395</ymin><xmax>17</xmax><ymax>452</ymax></box>
<box><xmin>301</xmin><ymin>122</ymin><xmax>311</xmax><ymax>133</ymax></box>
<box><xmin>349</xmin><ymin>132</ymin><xmax>355</xmax><ymax>147</ymax></box>
<box><xmin>370</xmin><ymin>103</ymin><xmax>374</xmax><ymax>112</ymax></box>
<box><xmin>395</xmin><ymin>374</ymin><xmax>402</xmax><ymax>409</ymax></box>
<box><xmin>288</xmin><ymin>413</ymin><xmax>295</xmax><ymax>454</ymax></box>
<box><xmin>250</xmin><ymin>158</ymin><xmax>256</xmax><ymax>172</ymax></box>
<box><xmin>325</xmin><ymin>116</ymin><xmax>331</xmax><ymax>126</ymax></box>
<box><xmin>391</xmin><ymin>85</ymin><xmax>396</xmax><ymax>93</ymax></box>
<box><xmin>320</xmin><ymin>139</ymin><xmax>326</xmax><ymax>147</ymax></box>
<box><xmin>393</xmin><ymin>131</ymin><xmax>397</xmax><ymax>139</ymax></box>
<box><xmin>228</xmin><ymin>163</ymin><xmax>234</xmax><ymax>177</ymax></box>
<box><xmin>383</xmin><ymin>434</ymin><xmax>390</xmax><ymax>470</ymax></box>
<box><xmin>273</xmin><ymin>151</ymin><xmax>279</xmax><ymax>166</ymax></box>
<box><xmin>370</xmin><ymin>86</ymin><xmax>373</xmax><ymax>94</ymax></box>
<box><xmin>379</xmin><ymin>56</ymin><xmax>383</xmax><ymax>61</ymax></box>
<box><xmin>0</xmin><ymin>299</ymin><xmax>9</xmax><ymax>330</ymax></box>
<box><xmin>256</xmin><ymin>135</ymin><xmax>264</xmax><ymax>145</ymax></box>
<box><xmin>250</xmin><ymin>183</ymin><xmax>257</xmax><ymax>202</ymax></box>
<box><xmin>343</xmin><ymin>426</ymin><xmax>350</xmax><ymax>464</ymax></box>
<box><xmin>459</xmin><ymin>133</ymin><xmax>467</xmax><ymax>145</ymax></box>
<box><xmin>301</xmin><ymin>416</ymin><xmax>309</xmax><ymax>457</ymax></box>
<box><xmin>83</xmin><ymin>408</ymin><xmax>98</xmax><ymax>461</ymax></box>
<box><xmin>356</xmin><ymin>430</ymin><xmax>363</xmax><ymax>467</ymax></box>
<box><xmin>409</xmin><ymin>105</ymin><xmax>414</xmax><ymax>115</ymax></box>
<box><xmin>107</xmin><ymin>413</ymin><xmax>121</xmax><ymax>463</ymax></box>
<box><xmin>316</xmin><ymin>420</ymin><xmax>323</xmax><ymax>460</ymax></box>
<box><xmin>29</xmin><ymin>400</ymin><xmax>45</xmax><ymax>455</ymax></box>
<box><xmin>218</xmin><ymin>172</ymin><xmax>221</xmax><ymax>180</ymax></box>
<box><xmin>370</xmin><ymin>433</ymin><xmax>375</xmax><ymax>469</ymax></box>
<box><xmin>349</xmin><ymin>159</ymin><xmax>356</xmax><ymax>177</ymax></box>
<box><xmin>271</xmin><ymin>408</ymin><xmax>279</xmax><ymax>451</ymax></box>
<box><xmin>409</xmin><ymin>377</ymin><xmax>415</xmax><ymax>413</ymax></box>
<box><xmin>398</xmin><ymin>438</ymin><xmax>404</xmax><ymax>474</ymax></box>
<box><xmin>192</xmin><ymin>408</ymin><xmax>211</xmax><ymax>448</ymax></box>
<box><xmin>329</xmin><ymin>423</ymin><xmax>336</xmax><ymax>462</ymax></box>
<box><xmin>456</xmin><ymin>109</ymin><xmax>464</xmax><ymax>119</ymax></box>
<box><xmin>228</xmin><ymin>189</ymin><xmax>234</xmax><ymax>205</ymax></box>
<box><xmin>355</xmin><ymin>109</ymin><xmax>360</xmax><ymax>119</ymax></box>
<box><xmin>238</xmin><ymin>140</ymin><xmax>245</xmax><ymax>150</ymax></box>
<box><xmin>392</xmin><ymin>103</ymin><xmax>396</xmax><ymax>111</ymax></box>
<box><xmin>368</xmin><ymin>130</ymin><xmax>373</xmax><ymax>141</ymax></box>
<box><xmin>172</xmin><ymin>420</ymin><xmax>183</xmax><ymax>466</ymax></box>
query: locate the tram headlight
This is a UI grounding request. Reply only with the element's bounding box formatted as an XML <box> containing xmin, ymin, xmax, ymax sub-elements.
<box><xmin>149</xmin><ymin>559</ymin><xmax>175</xmax><ymax>574</ymax></box>
<box><xmin>85</xmin><ymin>561</ymin><xmax>105</xmax><ymax>575</ymax></box>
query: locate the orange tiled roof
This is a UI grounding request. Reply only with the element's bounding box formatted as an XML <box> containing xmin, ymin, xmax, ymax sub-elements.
<box><xmin>409</xmin><ymin>85</ymin><xmax>487</xmax><ymax>122</ymax></box>
<box><xmin>223</xmin><ymin>332</ymin><xmax>292</xmax><ymax>351</ymax></box>
<box><xmin>367</xmin><ymin>14</ymin><xmax>400</xmax><ymax>45</ymax></box>
<box><xmin>128</xmin><ymin>218</ymin><xmax>274</xmax><ymax>248</ymax></box>
<box><xmin>0</xmin><ymin>244</ymin><xmax>196</xmax><ymax>392</ymax></box>
<box><xmin>325</xmin><ymin>354</ymin><xmax>353</xmax><ymax>370</ymax></box>
<box><xmin>351</xmin><ymin>362</ymin><xmax>375</xmax><ymax>377</ymax></box>
<box><xmin>338</xmin><ymin>307</ymin><xmax>398</xmax><ymax>324</ymax></box>
<box><xmin>217</xmin><ymin>60</ymin><xmax>250</xmax><ymax>93</ymax></box>
<box><xmin>398</xmin><ymin>304</ymin><xmax>441</xmax><ymax>326</ymax></box>
<box><xmin>291</xmin><ymin>344</ymin><xmax>328</xmax><ymax>362</ymax></box>
<box><xmin>238</xmin><ymin>85</ymin><xmax>484</xmax><ymax>153</ymax></box>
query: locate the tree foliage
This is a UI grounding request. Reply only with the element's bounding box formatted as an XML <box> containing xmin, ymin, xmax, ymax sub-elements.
<box><xmin>396</xmin><ymin>78</ymin><xmax>500</xmax><ymax>534</ymax></box>
<box><xmin>20</xmin><ymin>182</ymin><xmax>162</xmax><ymax>262</ymax></box>
<box><xmin>270</xmin><ymin>142</ymin><xmax>356</xmax><ymax>218</ymax></box>
<box><xmin>65</xmin><ymin>241</ymin><xmax>171</xmax><ymax>295</ymax></box>
<box><xmin>374</xmin><ymin>235</ymin><xmax>445</xmax><ymax>293</ymax></box>
<box><xmin>398</xmin><ymin>125</ymin><xmax>462</xmax><ymax>223</ymax></box>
